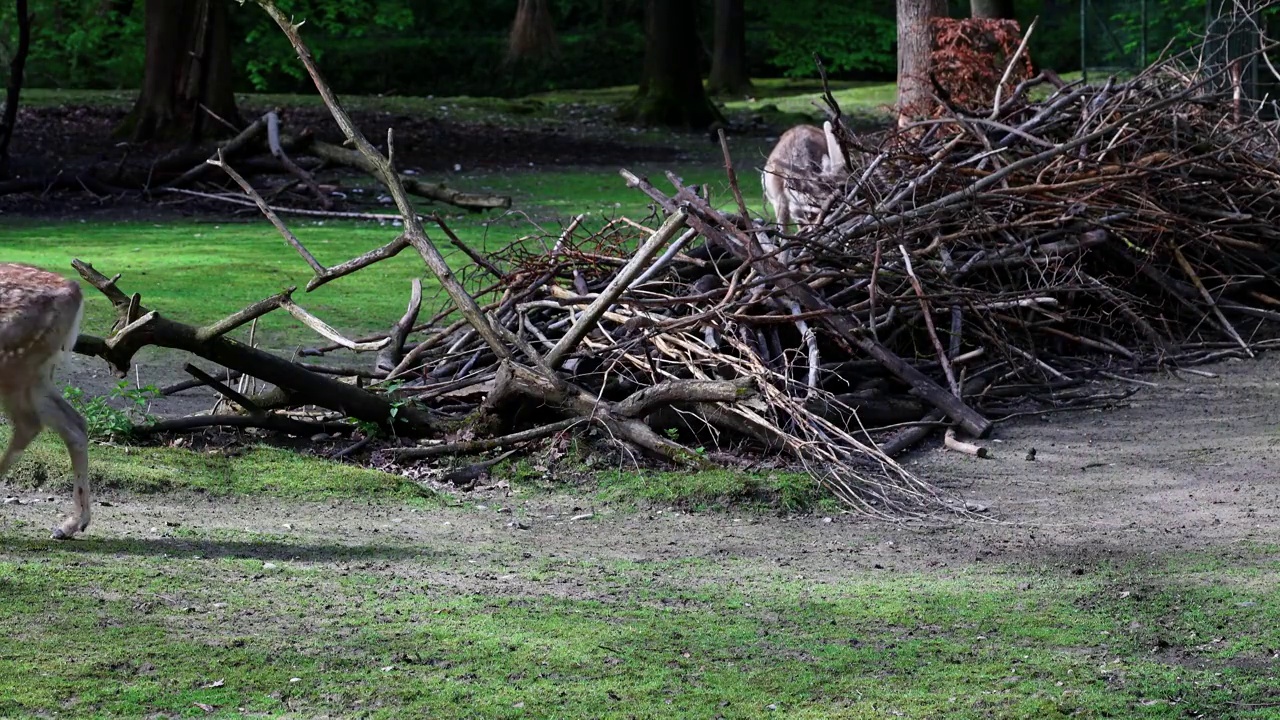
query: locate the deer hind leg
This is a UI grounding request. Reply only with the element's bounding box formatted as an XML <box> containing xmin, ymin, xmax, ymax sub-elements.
<box><xmin>32</xmin><ymin>384</ymin><xmax>90</xmax><ymax>539</ymax></box>
<box><xmin>0</xmin><ymin>391</ymin><xmax>43</xmax><ymax>481</ymax></box>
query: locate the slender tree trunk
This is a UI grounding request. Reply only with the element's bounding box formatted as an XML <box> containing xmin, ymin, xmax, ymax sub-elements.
<box><xmin>707</xmin><ymin>0</ymin><xmax>752</xmax><ymax>96</ymax></box>
<box><xmin>619</xmin><ymin>0</ymin><xmax>724</xmax><ymax>130</ymax></box>
<box><xmin>897</xmin><ymin>0</ymin><xmax>948</xmax><ymax>126</ymax></box>
<box><xmin>0</xmin><ymin>0</ymin><xmax>31</xmax><ymax>177</ymax></box>
<box><xmin>506</xmin><ymin>0</ymin><xmax>558</xmax><ymax>64</ymax></box>
<box><xmin>969</xmin><ymin>0</ymin><xmax>1015</xmax><ymax>18</ymax></box>
<box><xmin>116</xmin><ymin>0</ymin><xmax>240</xmax><ymax>144</ymax></box>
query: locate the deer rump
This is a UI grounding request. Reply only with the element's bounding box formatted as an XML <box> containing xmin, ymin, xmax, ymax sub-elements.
<box><xmin>761</xmin><ymin>121</ymin><xmax>847</xmax><ymax>233</ymax></box>
<box><xmin>0</xmin><ymin>262</ymin><xmax>91</xmax><ymax>540</ymax></box>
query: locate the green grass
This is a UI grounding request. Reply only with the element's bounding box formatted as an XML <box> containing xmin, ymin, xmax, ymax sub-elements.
<box><xmin>492</xmin><ymin>455</ymin><xmax>835</xmax><ymax>514</ymax></box>
<box><xmin>0</xmin><ymin>425</ymin><xmax>431</xmax><ymax>501</ymax></box>
<box><xmin>1</xmin><ymin>165</ymin><xmax>761</xmax><ymax>349</ymax></box>
<box><xmin>0</xmin><ymin>538</ymin><xmax>1276</xmax><ymax>718</ymax></box>
<box><xmin>723</xmin><ymin>78</ymin><xmax>898</xmax><ymax>121</ymax></box>
<box><xmin>596</xmin><ymin>468</ymin><xmax>837</xmax><ymax>513</ymax></box>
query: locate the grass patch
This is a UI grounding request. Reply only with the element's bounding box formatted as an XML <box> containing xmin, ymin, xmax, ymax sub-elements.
<box><xmin>596</xmin><ymin>468</ymin><xmax>837</xmax><ymax>513</ymax></box>
<box><xmin>1</xmin><ymin>165</ymin><xmax>758</xmax><ymax>349</ymax></box>
<box><xmin>0</xmin><ymin>425</ymin><xmax>430</xmax><ymax>501</ymax></box>
<box><xmin>484</xmin><ymin>441</ymin><xmax>830</xmax><ymax>514</ymax></box>
<box><xmin>723</xmin><ymin>78</ymin><xmax>898</xmax><ymax>122</ymax></box>
<box><xmin>0</xmin><ymin>539</ymin><xmax>1276</xmax><ymax>718</ymax></box>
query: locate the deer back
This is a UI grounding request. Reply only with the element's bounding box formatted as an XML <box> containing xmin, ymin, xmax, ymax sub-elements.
<box><xmin>0</xmin><ymin>263</ymin><xmax>84</xmax><ymax>386</ymax></box>
<box><xmin>764</xmin><ymin>124</ymin><xmax>829</xmax><ymax>182</ymax></box>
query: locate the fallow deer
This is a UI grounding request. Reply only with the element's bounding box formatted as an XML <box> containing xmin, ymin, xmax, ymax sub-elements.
<box><xmin>761</xmin><ymin>120</ymin><xmax>848</xmax><ymax>235</ymax></box>
<box><xmin>0</xmin><ymin>263</ymin><xmax>91</xmax><ymax>539</ymax></box>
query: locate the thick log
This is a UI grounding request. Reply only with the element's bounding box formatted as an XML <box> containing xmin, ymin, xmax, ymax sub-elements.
<box><xmin>70</xmin><ymin>260</ymin><xmax>431</xmax><ymax>434</ymax></box>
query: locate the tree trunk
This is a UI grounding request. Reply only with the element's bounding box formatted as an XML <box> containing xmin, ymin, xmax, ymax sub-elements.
<box><xmin>707</xmin><ymin>0</ymin><xmax>752</xmax><ymax>96</ymax></box>
<box><xmin>969</xmin><ymin>0</ymin><xmax>1014</xmax><ymax>18</ymax></box>
<box><xmin>116</xmin><ymin>0</ymin><xmax>240</xmax><ymax>144</ymax></box>
<box><xmin>619</xmin><ymin>0</ymin><xmax>724</xmax><ymax>130</ymax></box>
<box><xmin>0</xmin><ymin>0</ymin><xmax>30</xmax><ymax>177</ymax></box>
<box><xmin>506</xmin><ymin>0</ymin><xmax>558</xmax><ymax>63</ymax></box>
<box><xmin>897</xmin><ymin>0</ymin><xmax>948</xmax><ymax>127</ymax></box>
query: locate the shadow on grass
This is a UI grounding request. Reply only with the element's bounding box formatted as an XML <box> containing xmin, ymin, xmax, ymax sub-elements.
<box><xmin>1</xmin><ymin>535</ymin><xmax>440</xmax><ymax>563</ymax></box>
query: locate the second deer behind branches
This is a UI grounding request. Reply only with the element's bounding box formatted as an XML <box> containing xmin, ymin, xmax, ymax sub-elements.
<box><xmin>761</xmin><ymin>120</ymin><xmax>849</xmax><ymax>240</ymax></box>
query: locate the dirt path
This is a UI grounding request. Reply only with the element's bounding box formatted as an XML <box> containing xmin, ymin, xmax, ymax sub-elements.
<box><xmin>6</xmin><ymin>353</ymin><xmax>1280</xmax><ymax>587</ymax></box>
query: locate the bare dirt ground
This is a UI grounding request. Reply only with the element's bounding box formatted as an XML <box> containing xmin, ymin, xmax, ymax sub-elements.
<box><xmin>6</xmin><ymin>351</ymin><xmax>1279</xmax><ymax>586</ymax></box>
<box><xmin>0</xmin><ymin>102</ymin><xmax>759</xmax><ymax>221</ymax></box>
<box><xmin>3</xmin><ymin>100</ymin><xmax>1275</xmax><ymax>581</ymax></box>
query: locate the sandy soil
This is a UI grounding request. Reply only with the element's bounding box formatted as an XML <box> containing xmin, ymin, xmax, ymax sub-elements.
<box><xmin>5</xmin><ymin>351</ymin><xmax>1278</xmax><ymax>588</ymax></box>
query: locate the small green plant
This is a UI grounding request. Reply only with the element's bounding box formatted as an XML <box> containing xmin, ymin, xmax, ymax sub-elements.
<box><xmin>351</xmin><ymin>418</ymin><xmax>383</xmax><ymax>439</ymax></box>
<box><xmin>62</xmin><ymin>382</ymin><xmax>161</xmax><ymax>440</ymax></box>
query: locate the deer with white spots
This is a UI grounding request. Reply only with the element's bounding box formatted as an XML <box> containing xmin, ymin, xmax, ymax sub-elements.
<box><xmin>0</xmin><ymin>263</ymin><xmax>91</xmax><ymax>539</ymax></box>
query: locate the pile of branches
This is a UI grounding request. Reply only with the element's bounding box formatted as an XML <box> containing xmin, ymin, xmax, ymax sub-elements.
<box><xmin>67</xmin><ymin>1</ymin><xmax>1280</xmax><ymax>521</ymax></box>
<box><xmin>790</xmin><ymin>49</ymin><xmax>1280</xmax><ymax>395</ymax></box>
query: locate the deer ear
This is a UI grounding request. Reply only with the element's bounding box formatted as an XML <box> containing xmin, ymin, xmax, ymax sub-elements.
<box><xmin>822</xmin><ymin>121</ymin><xmax>846</xmax><ymax>174</ymax></box>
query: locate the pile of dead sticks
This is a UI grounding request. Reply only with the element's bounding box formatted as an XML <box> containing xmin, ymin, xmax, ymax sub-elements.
<box><xmin>67</xmin><ymin>5</ymin><xmax>1280</xmax><ymax>521</ymax></box>
<box><xmin>346</xmin><ymin>53</ymin><xmax>1280</xmax><ymax>498</ymax></box>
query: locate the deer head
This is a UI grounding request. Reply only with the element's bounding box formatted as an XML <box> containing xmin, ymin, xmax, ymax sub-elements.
<box><xmin>0</xmin><ymin>263</ymin><xmax>91</xmax><ymax>539</ymax></box>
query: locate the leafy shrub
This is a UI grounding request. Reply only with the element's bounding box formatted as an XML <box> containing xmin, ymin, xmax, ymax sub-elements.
<box><xmin>62</xmin><ymin>381</ymin><xmax>161</xmax><ymax>441</ymax></box>
<box><xmin>759</xmin><ymin>0</ymin><xmax>896</xmax><ymax>79</ymax></box>
<box><xmin>0</xmin><ymin>0</ymin><xmax>143</xmax><ymax>89</ymax></box>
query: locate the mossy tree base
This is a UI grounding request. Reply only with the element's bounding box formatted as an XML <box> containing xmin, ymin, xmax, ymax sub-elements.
<box><xmin>620</xmin><ymin>0</ymin><xmax>725</xmax><ymax>131</ymax></box>
<box><xmin>616</xmin><ymin>89</ymin><xmax>725</xmax><ymax>131</ymax></box>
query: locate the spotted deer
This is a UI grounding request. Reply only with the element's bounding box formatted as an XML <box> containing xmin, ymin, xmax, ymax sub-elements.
<box><xmin>761</xmin><ymin>120</ymin><xmax>848</xmax><ymax>236</ymax></box>
<box><xmin>0</xmin><ymin>263</ymin><xmax>91</xmax><ymax>539</ymax></box>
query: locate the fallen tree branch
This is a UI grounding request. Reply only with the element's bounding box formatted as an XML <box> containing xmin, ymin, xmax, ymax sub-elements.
<box><xmin>256</xmin><ymin>0</ymin><xmax>540</xmax><ymax>369</ymax></box>
<box><xmin>391</xmin><ymin>417</ymin><xmax>586</xmax><ymax>459</ymax></box>
<box><xmin>133</xmin><ymin>412</ymin><xmax>349</xmax><ymax>437</ymax></box>
<box><xmin>71</xmin><ymin>259</ymin><xmax>429</xmax><ymax>434</ymax></box>
<box><xmin>163</xmin><ymin>113</ymin><xmax>269</xmax><ymax>189</ymax></box>
<box><xmin>310</xmin><ymin>139</ymin><xmax>511</xmax><ymax>212</ymax></box>
<box><xmin>376</xmin><ymin>278</ymin><xmax>423</xmax><ymax>374</ymax></box>
<box><xmin>183</xmin><ymin>363</ymin><xmax>261</xmax><ymax>413</ymax></box>
<box><xmin>278</xmin><ymin>297</ymin><xmax>390</xmax><ymax>352</ymax></box>
<box><xmin>266</xmin><ymin>109</ymin><xmax>330</xmax><ymax>208</ymax></box>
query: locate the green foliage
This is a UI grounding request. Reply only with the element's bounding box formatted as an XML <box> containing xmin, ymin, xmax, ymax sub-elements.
<box><xmin>9</xmin><ymin>0</ymin><xmax>1207</xmax><ymax>97</ymax></box>
<box><xmin>62</xmin><ymin>381</ymin><xmax>160</xmax><ymax>441</ymax></box>
<box><xmin>237</xmin><ymin>0</ymin><xmax>415</xmax><ymax>91</ymax></box>
<box><xmin>0</xmin><ymin>0</ymin><xmax>143</xmax><ymax>89</ymax></box>
<box><xmin>231</xmin><ymin>0</ymin><xmax>645</xmax><ymax>98</ymax></box>
<box><xmin>758</xmin><ymin>0</ymin><xmax>897</xmax><ymax>79</ymax></box>
<box><xmin>1089</xmin><ymin>0</ymin><xmax>1208</xmax><ymax>69</ymax></box>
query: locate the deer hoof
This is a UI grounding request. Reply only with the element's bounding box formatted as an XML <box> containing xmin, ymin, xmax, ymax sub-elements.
<box><xmin>50</xmin><ymin>519</ymin><xmax>83</xmax><ymax>540</ymax></box>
